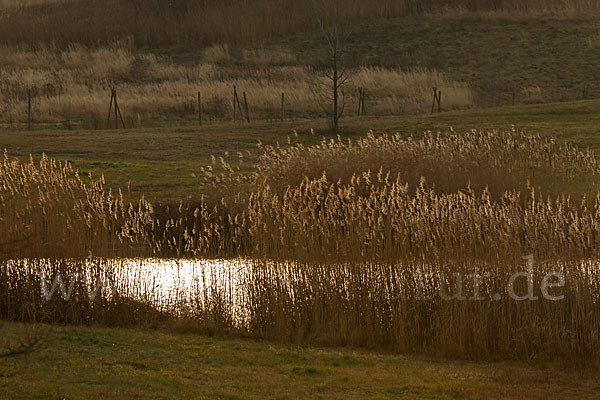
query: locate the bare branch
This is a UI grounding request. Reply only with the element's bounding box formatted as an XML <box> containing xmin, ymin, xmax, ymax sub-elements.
<box><xmin>0</xmin><ymin>329</ymin><xmax>42</xmax><ymax>358</ymax></box>
<box><xmin>309</xmin><ymin>0</ymin><xmax>352</xmax><ymax>133</ymax></box>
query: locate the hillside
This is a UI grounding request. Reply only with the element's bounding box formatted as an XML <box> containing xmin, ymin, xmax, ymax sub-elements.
<box><xmin>2</xmin><ymin>0</ymin><xmax>600</xmax><ymax>48</ymax></box>
<box><xmin>230</xmin><ymin>16</ymin><xmax>600</xmax><ymax>106</ymax></box>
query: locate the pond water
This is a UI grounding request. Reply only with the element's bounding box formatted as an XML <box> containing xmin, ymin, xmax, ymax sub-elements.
<box><xmin>5</xmin><ymin>258</ymin><xmax>250</xmax><ymax>310</ymax></box>
<box><xmin>111</xmin><ymin>258</ymin><xmax>246</xmax><ymax>302</ymax></box>
<box><xmin>6</xmin><ymin>257</ymin><xmax>595</xmax><ymax>310</ymax></box>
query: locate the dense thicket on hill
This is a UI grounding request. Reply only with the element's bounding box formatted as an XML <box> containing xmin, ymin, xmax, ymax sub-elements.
<box><xmin>0</xmin><ymin>0</ymin><xmax>598</xmax><ymax>49</ymax></box>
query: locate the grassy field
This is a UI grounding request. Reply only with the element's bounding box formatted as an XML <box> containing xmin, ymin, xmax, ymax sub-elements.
<box><xmin>1</xmin><ymin>321</ymin><xmax>599</xmax><ymax>399</ymax></box>
<box><xmin>2</xmin><ymin>99</ymin><xmax>600</xmax><ymax>203</ymax></box>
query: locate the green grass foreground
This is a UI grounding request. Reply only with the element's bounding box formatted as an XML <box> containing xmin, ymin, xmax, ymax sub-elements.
<box><xmin>0</xmin><ymin>321</ymin><xmax>598</xmax><ymax>400</ymax></box>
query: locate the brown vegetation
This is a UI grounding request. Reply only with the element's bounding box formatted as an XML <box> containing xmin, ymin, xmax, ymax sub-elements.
<box><xmin>0</xmin><ymin>45</ymin><xmax>473</xmax><ymax>127</ymax></box>
<box><xmin>1</xmin><ymin>0</ymin><xmax>599</xmax><ymax>49</ymax></box>
<box><xmin>255</xmin><ymin>128</ymin><xmax>600</xmax><ymax>199</ymax></box>
<box><xmin>0</xmin><ymin>322</ymin><xmax>41</xmax><ymax>358</ymax></box>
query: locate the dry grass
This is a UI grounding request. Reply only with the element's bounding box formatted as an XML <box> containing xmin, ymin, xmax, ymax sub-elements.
<box><xmin>0</xmin><ymin>45</ymin><xmax>474</xmax><ymax>127</ymax></box>
<box><xmin>204</xmin><ymin>129</ymin><xmax>600</xmax><ymax>264</ymax></box>
<box><xmin>169</xmin><ymin>129</ymin><xmax>600</xmax><ymax>361</ymax></box>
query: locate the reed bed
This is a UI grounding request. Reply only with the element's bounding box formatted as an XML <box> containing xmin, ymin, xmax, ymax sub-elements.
<box><xmin>241</xmin><ymin>258</ymin><xmax>600</xmax><ymax>361</ymax></box>
<box><xmin>0</xmin><ymin>151</ymin><xmax>154</xmax><ymax>259</ymax></box>
<box><xmin>2</xmin><ymin>128</ymin><xmax>600</xmax><ymax>362</ymax></box>
<box><xmin>255</xmin><ymin>128</ymin><xmax>600</xmax><ymax>199</ymax></box>
<box><xmin>0</xmin><ymin>258</ymin><xmax>168</xmax><ymax>326</ymax></box>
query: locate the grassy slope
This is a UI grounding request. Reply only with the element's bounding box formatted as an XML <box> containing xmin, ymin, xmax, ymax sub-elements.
<box><xmin>1</xmin><ymin>321</ymin><xmax>598</xmax><ymax>400</ymax></box>
<box><xmin>163</xmin><ymin>15</ymin><xmax>600</xmax><ymax>101</ymax></box>
<box><xmin>1</xmin><ymin>99</ymin><xmax>600</xmax><ymax>203</ymax></box>
<box><xmin>239</xmin><ymin>15</ymin><xmax>600</xmax><ymax>104</ymax></box>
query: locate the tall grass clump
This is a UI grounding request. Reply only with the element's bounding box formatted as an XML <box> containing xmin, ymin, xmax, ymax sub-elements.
<box><xmin>0</xmin><ymin>152</ymin><xmax>238</xmax><ymax>328</ymax></box>
<box><xmin>256</xmin><ymin>128</ymin><xmax>600</xmax><ymax>199</ymax></box>
<box><xmin>0</xmin><ymin>152</ymin><xmax>168</xmax><ymax>326</ymax></box>
<box><xmin>194</xmin><ymin>128</ymin><xmax>600</xmax><ymax>362</ymax></box>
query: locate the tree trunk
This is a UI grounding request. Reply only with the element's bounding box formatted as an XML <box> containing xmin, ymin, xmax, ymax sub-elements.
<box><xmin>333</xmin><ymin>52</ymin><xmax>339</xmax><ymax>133</ymax></box>
<box><xmin>332</xmin><ymin>0</ymin><xmax>339</xmax><ymax>133</ymax></box>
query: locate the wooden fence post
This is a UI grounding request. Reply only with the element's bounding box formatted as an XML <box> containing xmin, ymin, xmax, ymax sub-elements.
<box><xmin>117</xmin><ymin>98</ymin><xmax>126</xmax><ymax>129</ymax></box>
<box><xmin>114</xmin><ymin>88</ymin><xmax>118</xmax><ymax>129</ymax></box>
<box><xmin>197</xmin><ymin>91</ymin><xmax>202</xmax><ymax>125</ymax></box>
<box><xmin>27</xmin><ymin>88</ymin><xmax>32</xmax><ymax>129</ymax></box>
<box><xmin>106</xmin><ymin>88</ymin><xmax>126</xmax><ymax>129</ymax></box>
<box><xmin>360</xmin><ymin>88</ymin><xmax>366</xmax><ymax>115</ymax></box>
<box><xmin>243</xmin><ymin>91</ymin><xmax>250</xmax><ymax>123</ymax></box>
<box><xmin>233</xmin><ymin>86</ymin><xmax>237</xmax><ymax>121</ymax></box>
<box><xmin>432</xmin><ymin>88</ymin><xmax>442</xmax><ymax>113</ymax></box>
<box><xmin>233</xmin><ymin>85</ymin><xmax>243</xmax><ymax>122</ymax></box>
<box><xmin>107</xmin><ymin>89</ymin><xmax>114</xmax><ymax>128</ymax></box>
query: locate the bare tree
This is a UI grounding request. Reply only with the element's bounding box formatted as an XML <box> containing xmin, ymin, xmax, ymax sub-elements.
<box><xmin>312</xmin><ymin>0</ymin><xmax>352</xmax><ymax>133</ymax></box>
